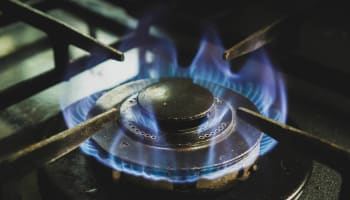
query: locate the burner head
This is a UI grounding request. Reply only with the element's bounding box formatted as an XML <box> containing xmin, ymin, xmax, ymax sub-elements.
<box><xmin>138</xmin><ymin>78</ymin><xmax>214</xmax><ymax>129</ymax></box>
<box><xmin>87</xmin><ymin>78</ymin><xmax>262</xmax><ymax>190</ymax></box>
<box><xmin>118</xmin><ymin>78</ymin><xmax>237</xmax><ymax>147</ymax></box>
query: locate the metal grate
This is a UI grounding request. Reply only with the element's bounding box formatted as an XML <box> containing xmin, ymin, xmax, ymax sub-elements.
<box><xmin>0</xmin><ymin>0</ymin><xmax>124</xmax><ymax>110</ymax></box>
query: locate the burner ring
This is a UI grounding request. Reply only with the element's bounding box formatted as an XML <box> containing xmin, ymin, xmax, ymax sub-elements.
<box><xmin>120</xmin><ymin>94</ymin><xmax>235</xmax><ymax>147</ymax></box>
<box><xmin>89</xmin><ymin>78</ymin><xmax>262</xmax><ymax>182</ymax></box>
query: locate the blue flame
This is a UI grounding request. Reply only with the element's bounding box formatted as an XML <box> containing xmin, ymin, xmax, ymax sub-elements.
<box><xmin>61</xmin><ymin>25</ymin><xmax>287</xmax><ymax>183</ymax></box>
<box><xmin>130</xmin><ymin>27</ymin><xmax>287</xmax><ymax>154</ymax></box>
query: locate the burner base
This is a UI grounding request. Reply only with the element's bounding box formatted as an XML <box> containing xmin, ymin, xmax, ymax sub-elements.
<box><xmin>110</xmin><ymin>163</ymin><xmax>256</xmax><ymax>191</ymax></box>
<box><xmin>38</xmin><ymin>144</ymin><xmax>312</xmax><ymax>200</ymax></box>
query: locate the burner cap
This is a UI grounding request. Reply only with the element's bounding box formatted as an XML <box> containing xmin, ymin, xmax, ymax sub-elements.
<box><xmin>138</xmin><ymin>78</ymin><xmax>214</xmax><ymax>129</ymax></box>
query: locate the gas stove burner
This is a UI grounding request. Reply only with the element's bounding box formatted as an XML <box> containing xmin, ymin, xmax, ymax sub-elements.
<box><xmin>119</xmin><ymin>79</ymin><xmax>235</xmax><ymax>147</ymax></box>
<box><xmin>40</xmin><ymin>79</ymin><xmax>313</xmax><ymax>199</ymax></box>
<box><xmin>87</xmin><ymin>78</ymin><xmax>262</xmax><ymax>189</ymax></box>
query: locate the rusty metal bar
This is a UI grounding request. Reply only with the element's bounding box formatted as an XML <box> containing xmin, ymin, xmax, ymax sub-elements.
<box><xmin>52</xmin><ymin>41</ymin><xmax>69</xmax><ymax>75</ymax></box>
<box><xmin>223</xmin><ymin>0</ymin><xmax>327</xmax><ymax>61</ymax></box>
<box><xmin>223</xmin><ymin>18</ymin><xmax>284</xmax><ymax>61</ymax></box>
<box><xmin>0</xmin><ymin>108</ymin><xmax>118</xmax><ymax>184</ymax></box>
<box><xmin>237</xmin><ymin>107</ymin><xmax>350</xmax><ymax>172</ymax></box>
<box><xmin>0</xmin><ymin>0</ymin><xmax>124</xmax><ymax>61</ymax></box>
